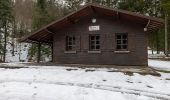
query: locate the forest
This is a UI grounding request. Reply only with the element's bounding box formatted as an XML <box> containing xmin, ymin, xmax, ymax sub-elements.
<box><xmin>0</xmin><ymin>0</ymin><xmax>170</xmax><ymax>62</ymax></box>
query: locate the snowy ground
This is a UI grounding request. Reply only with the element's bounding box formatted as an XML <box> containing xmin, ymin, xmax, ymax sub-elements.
<box><xmin>0</xmin><ymin>60</ymin><xmax>170</xmax><ymax>100</ymax></box>
<box><xmin>149</xmin><ymin>59</ymin><xmax>170</xmax><ymax>71</ymax></box>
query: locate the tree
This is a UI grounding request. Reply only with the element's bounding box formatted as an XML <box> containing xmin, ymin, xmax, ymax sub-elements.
<box><xmin>13</xmin><ymin>0</ymin><xmax>33</xmax><ymax>38</ymax></box>
<box><xmin>65</xmin><ymin>0</ymin><xmax>84</xmax><ymax>11</ymax></box>
<box><xmin>29</xmin><ymin>0</ymin><xmax>66</xmax><ymax>62</ymax></box>
<box><xmin>0</xmin><ymin>0</ymin><xmax>13</xmax><ymax>62</ymax></box>
<box><xmin>161</xmin><ymin>0</ymin><xmax>170</xmax><ymax>55</ymax></box>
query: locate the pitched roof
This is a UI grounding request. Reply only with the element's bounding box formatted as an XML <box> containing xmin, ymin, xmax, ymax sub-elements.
<box><xmin>20</xmin><ymin>3</ymin><xmax>164</xmax><ymax>44</ymax></box>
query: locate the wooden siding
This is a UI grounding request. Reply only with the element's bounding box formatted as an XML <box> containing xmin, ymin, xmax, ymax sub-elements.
<box><xmin>53</xmin><ymin>14</ymin><xmax>148</xmax><ymax>66</ymax></box>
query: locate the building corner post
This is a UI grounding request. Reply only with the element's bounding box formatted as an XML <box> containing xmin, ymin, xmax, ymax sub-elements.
<box><xmin>51</xmin><ymin>43</ymin><xmax>53</xmax><ymax>62</ymax></box>
<box><xmin>37</xmin><ymin>42</ymin><xmax>41</xmax><ymax>63</ymax></box>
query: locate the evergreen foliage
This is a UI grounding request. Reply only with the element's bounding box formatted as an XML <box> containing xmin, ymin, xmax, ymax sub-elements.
<box><xmin>0</xmin><ymin>0</ymin><xmax>13</xmax><ymax>62</ymax></box>
<box><xmin>29</xmin><ymin>0</ymin><xmax>66</xmax><ymax>61</ymax></box>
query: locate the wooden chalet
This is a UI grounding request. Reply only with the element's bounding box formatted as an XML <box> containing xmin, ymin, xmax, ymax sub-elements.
<box><xmin>20</xmin><ymin>3</ymin><xmax>164</xmax><ymax>66</ymax></box>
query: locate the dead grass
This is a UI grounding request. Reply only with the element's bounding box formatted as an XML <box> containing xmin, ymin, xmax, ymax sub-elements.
<box><xmin>66</xmin><ymin>69</ymin><xmax>78</xmax><ymax>71</ymax></box>
<box><xmin>123</xmin><ymin>72</ymin><xmax>134</xmax><ymax>76</ymax></box>
<box><xmin>85</xmin><ymin>69</ymin><xmax>96</xmax><ymax>72</ymax></box>
<box><xmin>156</xmin><ymin>70</ymin><xmax>170</xmax><ymax>73</ymax></box>
<box><xmin>166</xmin><ymin>78</ymin><xmax>170</xmax><ymax>80</ymax></box>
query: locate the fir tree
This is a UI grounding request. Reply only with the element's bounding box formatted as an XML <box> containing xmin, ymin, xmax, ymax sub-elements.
<box><xmin>0</xmin><ymin>0</ymin><xmax>13</xmax><ymax>62</ymax></box>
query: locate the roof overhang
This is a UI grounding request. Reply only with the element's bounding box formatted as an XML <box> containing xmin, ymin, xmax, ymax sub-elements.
<box><xmin>20</xmin><ymin>3</ymin><xmax>165</xmax><ymax>44</ymax></box>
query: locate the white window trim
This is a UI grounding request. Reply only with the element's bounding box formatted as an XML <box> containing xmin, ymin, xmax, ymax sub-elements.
<box><xmin>64</xmin><ymin>51</ymin><xmax>77</xmax><ymax>54</ymax></box>
<box><xmin>88</xmin><ymin>51</ymin><xmax>101</xmax><ymax>54</ymax></box>
<box><xmin>114</xmin><ymin>51</ymin><xmax>130</xmax><ymax>53</ymax></box>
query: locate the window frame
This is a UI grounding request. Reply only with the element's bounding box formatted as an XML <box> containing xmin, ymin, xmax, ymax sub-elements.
<box><xmin>89</xmin><ymin>34</ymin><xmax>100</xmax><ymax>51</ymax></box>
<box><xmin>115</xmin><ymin>33</ymin><xmax>128</xmax><ymax>51</ymax></box>
<box><xmin>66</xmin><ymin>35</ymin><xmax>76</xmax><ymax>51</ymax></box>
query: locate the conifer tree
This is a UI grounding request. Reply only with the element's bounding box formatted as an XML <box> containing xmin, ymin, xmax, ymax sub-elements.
<box><xmin>29</xmin><ymin>0</ymin><xmax>65</xmax><ymax>61</ymax></box>
<box><xmin>0</xmin><ymin>0</ymin><xmax>13</xmax><ymax>62</ymax></box>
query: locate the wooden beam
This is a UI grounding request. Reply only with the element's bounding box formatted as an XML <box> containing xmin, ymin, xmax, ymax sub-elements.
<box><xmin>150</xmin><ymin>21</ymin><xmax>164</xmax><ymax>25</ymax></box>
<box><xmin>149</xmin><ymin>24</ymin><xmax>162</xmax><ymax>28</ymax></box>
<box><xmin>145</xmin><ymin>20</ymin><xmax>150</xmax><ymax>28</ymax></box>
<box><xmin>143</xmin><ymin>20</ymin><xmax>150</xmax><ymax>32</ymax></box>
<box><xmin>45</xmin><ymin>28</ymin><xmax>55</xmax><ymax>34</ymax></box>
<box><xmin>36</xmin><ymin>28</ymin><xmax>54</xmax><ymax>41</ymax></box>
<box><xmin>51</xmin><ymin>43</ymin><xmax>53</xmax><ymax>62</ymax></box>
<box><xmin>39</xmin><ymin>33</ymin><xmax>53</xmax><ymax>42</ymax></box>
<box><xmin>37</xmin><ymin>42</ymin><xmax>41</xmax><ymax>63</ymax></box>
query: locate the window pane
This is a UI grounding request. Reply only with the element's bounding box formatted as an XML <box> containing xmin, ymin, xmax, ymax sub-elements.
<box><xmin>69</xmin><ymin>42</ymin><xmax>72</xmax><ymax>45</ymax></box>
<box><xmin>96</xmin><ymin>36</ymin><xmax>100</xmax><ymax>40</ymax></box>
<box><xmin>91</xmin><ymin>41</ymin><xmax>95</xmax><ymax>45</ymax></box>
<box><xmin>69</xmin><ymin>37</ymin><xmax>72</xmax><ymax>41</ymax></box>
<box><xmin>117</xmin><ymin>40</ymin><xmax>121</xmax><ymax>44</ymax></box>
<box><xmin>73</xmin><ymin>37</ymin><xmax>75</xmax><ymax>41</ymax></box>
<box><xmin>123</xmin><ymin>40</ymin><xmax>127</xmax><ymax>44</ymax></box>
<box><xmin>117</xmin><ymin>45</ymin><xmax>121</xmax><ymax>49</ymax></box>
<box><xmin>123</xmin><ymin>45</ymin><xmax>127</xmax><ymax>49</ymax></box>
<box><xmin>96</xmin><ymin>41</ymin><xmax>100</xmax><ymax>44</ymax></box>
<box><xmin>123</xmin><ymin>34</ymin><xmax>127</xmax><ymax>39</ymax></box>
<box><xmin>117</xmin><ymin>35</ymin><xmax>121</xmax><ymax>39</ymax></box>
<box><xmin>91</xmin><ymin>36</ymin><xmax>95</xmax><ymax>40</ymax></box>
<box><xmin>96</xmin><ymin>45</ymin><xmax>100</xmax><ymax>50</ymax></box>
<box><xmin>91</xmin><ymin>46</ymin><xmax>95</xmax><ymax>50</ymax></box>
<box><xmin>68</xmin><ymin>46</ymin><xmax>72</xmax><ymax>50</ymax></box>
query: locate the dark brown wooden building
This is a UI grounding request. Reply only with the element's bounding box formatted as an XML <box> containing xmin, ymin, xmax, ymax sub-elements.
<box><xmin>21</xmin><ymin>4</ymin><xmax>164</xmax><ymax>66</ymax></box>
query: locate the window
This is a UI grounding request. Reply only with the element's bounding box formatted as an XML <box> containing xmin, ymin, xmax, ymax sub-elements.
<box><xmin>89</xmin><ymin>35</ymin><xmax>100</xmax><ymax>51</ymax></box>
<box><xmin>116</xmin><ymin>33</ymin><xmax>128</xmax><ymax>50</ymax></box>
<box><xmin>66</xmin><ymin>36</ymin><xmax>76</xmax><ymax>51</ymax></box>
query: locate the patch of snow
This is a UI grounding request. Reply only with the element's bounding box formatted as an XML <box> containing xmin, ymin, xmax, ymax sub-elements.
<box><xmin>0</xmin><ymin>82</ymin><xmax>129</xmax><ymax>100</ymax></box>
<box><xmin>0</xmin><ymin>66</ymin><xmax>169</xmax><ymax>100</ymax></box>
<box><xmin>148</xmin><ymin>59</ymin><xmax>170</xmax><ymax>71</ymax></box>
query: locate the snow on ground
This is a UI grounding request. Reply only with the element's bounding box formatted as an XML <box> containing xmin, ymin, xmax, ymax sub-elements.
<box><xmin>0</xmin><ymin>65</ymin><xmax>169</xmax><ymax>100</ymax></box>
<box><xmin>149</xmin><ymin>59</ymin><xmax>170</xmax><ymax>71</ymax></box>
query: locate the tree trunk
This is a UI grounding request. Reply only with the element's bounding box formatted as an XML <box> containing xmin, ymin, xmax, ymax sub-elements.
<box><xmin>156</xmin><ymin>32</ymin><xmax>159</xmax><ymax>54</ymax></box>
<box><xmin>12</xmin><ymin>20</ymin><xmax>16</xmax><ymax>56</ymax></box>
<box><xmin>165</xmin><ymin>14</ymin><xmax>168</xmax><ymax>56</ymax></box>
<box><xmin>51</xmin><ymin>43</ymin><xmax>53</xmax><ymax>62</ymax></box>
<box><xmin>3</xmin><ymin>21</ymin><xmax>7</xmax><ymax>62</ymax></box>
<box><xmin>19</xmin><ymin>43</ymin><xmax>21</xmax><ymax>61</ymax></box>
<box><xmin>152</xmin><ymin>45</ymin><xmax>154</xmax><ymax>54</ymax></box>
<box><xmin>12</xmin><ymin>38</ymin><xmax>15</xmax><ymax>56</ymax></box>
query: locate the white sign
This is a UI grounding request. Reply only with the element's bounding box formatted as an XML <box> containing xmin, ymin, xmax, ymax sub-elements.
<box><xmin>89</xmin><ymin>26</ymin><xmax>100</xmax><ymax>31</ymax></box>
